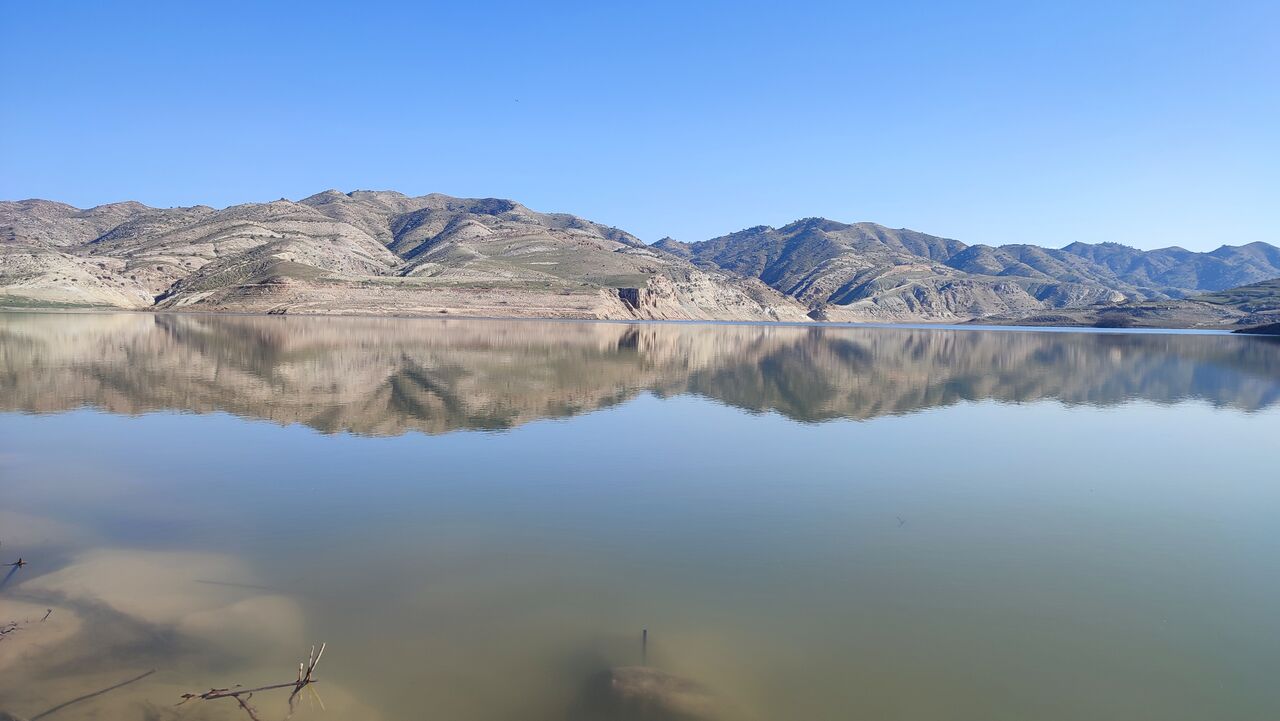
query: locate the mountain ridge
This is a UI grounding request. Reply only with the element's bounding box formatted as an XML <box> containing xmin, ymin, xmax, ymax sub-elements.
<box><xmin>0</xmin><ymin>190</ymin><xmax>808</xmax><ymax>322</ymax></box>
<box><xmin>664</xmin><ymin>215</ymin><xmax>1280</xmax><ymax>324</ymax></box>
<box><xmin>3</xmin><ymin>191</ymin><xmax>1278</xmax><ymax>327</ymax></box>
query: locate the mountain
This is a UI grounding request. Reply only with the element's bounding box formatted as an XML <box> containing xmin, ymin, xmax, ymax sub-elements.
<box><xmin>664</xmin><ymin>220</ymin><xmax>1280</xmax><ymax>322</ymax></box>
<box><xmin>3</xmin><ymin>192</ymin><xmax>1278</xmax><ymax>326</ymax></box>
<box><xmin>654</xmin><ymin>220</ymin><xmax>964</xmax><ymax>309</ymax></box>
<box><xmin>1059</xmin><ymin>241</ymin><xmax>1280</xmax><ymax>292</ymax></box>
<box><xmin>658</xmin><ymin>220</ymin><xmax>1122</xmax><ymax>321</ymax></box>
<box><xmin>0</xmin><ymin>191</ymin><xmax>807</xmax><ymax>321</ymax></box>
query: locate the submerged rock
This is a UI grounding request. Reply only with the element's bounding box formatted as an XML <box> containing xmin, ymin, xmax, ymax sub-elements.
<box><xmin>571</xmin><ymin>666</ymin><xmax>721</xmax><ymax>721</ymax></box>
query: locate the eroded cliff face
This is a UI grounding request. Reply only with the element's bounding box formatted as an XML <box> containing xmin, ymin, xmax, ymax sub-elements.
<box><xmin>613</xmin><ymin>272</ymin><xmax>806</xmax><ymax>322</ymax></box>
<box><xmin>3</xmin><ymin>312</ymin><xmax>1277</xmax><ymax>436</ymax></box>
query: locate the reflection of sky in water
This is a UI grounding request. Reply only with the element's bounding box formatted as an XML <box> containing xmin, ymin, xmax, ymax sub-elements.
<box><xmin>2</xmin><ymin>314</ymin><xmax>1280</xmax><ymax>720</ymax></box>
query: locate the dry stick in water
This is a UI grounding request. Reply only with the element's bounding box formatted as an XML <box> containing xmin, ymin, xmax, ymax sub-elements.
<box><xmin>1</xmin><ymin>541</ymin><xmax>27</xmax><ymax>568</ymax></box>
<box><xmin>0</xmin><ymin>544</ymin><xmax>36</xmax><ymax>644</ymax></box>
<box><xmin>0</xmin><ymin>608</ymin><xmax>51</xmax><ymax>644</ymax></box>
<box><xmin>179</xmin><ymin>643</ymin><xmax>326</xmax><ymax>721</ymax></box>
<box><xmin>0</xmin><ymin>542</ymin><xmax>27</xmax><ymax>592</ymax></box>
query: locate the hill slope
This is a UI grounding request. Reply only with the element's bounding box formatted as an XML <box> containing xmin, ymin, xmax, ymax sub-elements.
<box><xmin>0</xmin><ymin>191</ymin><xmax>807</xmax><ymax>321</ymax></box>
<box><xmin>1193</xmin><ymin>277</ymin><xmax>1280</xmax><ymax>314</ymax></box>
<box><xmin>662</xmin><ymin>220</ymin><xmax>1280</xmax><ymax>322</ymax></box>
<box><xmin>4</xmin><ymin>193</ymin><xmax>1277</xmax><ymax>325</ymax></box>
<box><xmin>976</xmin><ymin>277</ymin><xmax>1280</xmax><ymax>329</ymax></box>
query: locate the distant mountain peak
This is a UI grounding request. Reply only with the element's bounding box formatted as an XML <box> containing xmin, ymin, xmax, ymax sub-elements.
<box><xmin>300</xmin><ymin>189</ymin><xmax>347</xmax><ymax>202</ymax></box>
<box><xmin>778</xmin><ymin>217</ymin><xmax>854</xmax><ymax>233</ymax></box>
<box><xmin>89</xmin><ymin>200</ymin><xmax>151</xmax><ymax>213</ymax></box>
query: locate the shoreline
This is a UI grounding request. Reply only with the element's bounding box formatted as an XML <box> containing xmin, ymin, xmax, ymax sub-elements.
<box><xmin>0</xmin><ymin>304</ymin><xmax>1252</xmax><ymax>336</ymax></box>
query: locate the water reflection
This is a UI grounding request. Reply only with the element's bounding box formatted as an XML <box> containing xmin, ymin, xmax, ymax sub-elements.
<box><xmin>2</xmin><ymin>312</ymin><xmax>1278</xmax><ymax>433</ymax></box>
<box><xmin>3</xmin><ymin>313</ymin><xmax>1280</xmax><ymax>721</ymax></box>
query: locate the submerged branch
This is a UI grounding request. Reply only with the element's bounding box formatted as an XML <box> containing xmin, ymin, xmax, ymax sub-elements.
<box><xmin>0</xmin><ymin>608</ymin><xmax>51</xmax><ymax>644</ymax></box>
<box><xmin>1</xmin><ymin>542</ymin><xmax>324</xmax><ymax>721</ymax></box>
<box><xmin>179</xmin><ymin>643</ymin><xmax>326</xmax><ymax>720</ymax></box>
<box><xmin>0</xmin><ymin>541</ymin><xmax>27</xmax><ymax>592</ymax></box>
<box><xmin>1</xmin><ymin>541</ymin><xmax>27</xmax><ymax>569</ymax></box>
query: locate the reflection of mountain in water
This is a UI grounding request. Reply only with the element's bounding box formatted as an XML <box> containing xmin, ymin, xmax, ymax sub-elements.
<box><xmin>2</xmin><ymin>312</ymin><xmax>1278</xmax><ymax>435</ymax></box>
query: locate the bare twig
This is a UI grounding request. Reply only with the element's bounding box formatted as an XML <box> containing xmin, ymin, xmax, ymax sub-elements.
<box><xmin>0</xmin><ymin>608</ymin><xmax>50</xmax><ymax>644</ymax></box>
<box><xmin>287</xmin><ymin>643</ymin><xmax>325</xmax><ymax>715</ymax></box>
<box><xmin>0</xmin><ymin>541</ymin><xmax>39</xmax><ymax>643</ymax></box>
<box><xmin>179</xmin><ymin>643</ymin><xmax>326</xmax><ymax>720</ymax></box>
<box><xmin>1</xmin><ymin>541</ymin><xmax>27</xmax><ymax>592</ymax></box>
<box><xmin>234</xmin><ymin>693</ymin><xmax>263</xmax><ymax>721</ymax></box>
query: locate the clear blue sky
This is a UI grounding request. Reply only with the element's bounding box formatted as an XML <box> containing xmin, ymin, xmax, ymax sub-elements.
<box><xmin>2</xmin><ymin>1</ymin><xmax>1276</xmax><ymax>250</ymax></box>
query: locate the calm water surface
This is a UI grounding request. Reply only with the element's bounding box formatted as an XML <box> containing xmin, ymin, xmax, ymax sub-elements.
<box><xmin>1</xmin><ymin>311</ymin><xmax>1279</xmax><ymax>721</ymax></box>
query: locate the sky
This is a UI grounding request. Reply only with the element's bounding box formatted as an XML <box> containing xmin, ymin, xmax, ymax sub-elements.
<box><xmin>1</xmin><ymin>1</ymin><xmax>1276</xmax><ymax>251</ymax></box>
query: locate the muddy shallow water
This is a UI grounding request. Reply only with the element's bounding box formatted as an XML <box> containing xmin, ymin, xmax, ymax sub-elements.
<box><xmin>2</xmin><ymin>312</ymin><xmax>1279</xmax><ymax>720</ymax></box>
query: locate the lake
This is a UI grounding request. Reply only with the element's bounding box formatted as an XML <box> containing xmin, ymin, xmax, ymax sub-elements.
<box><xmin>1</xmin><ymin>311</ymin><xmax>1279</xmax><ymax>721</ymax></box>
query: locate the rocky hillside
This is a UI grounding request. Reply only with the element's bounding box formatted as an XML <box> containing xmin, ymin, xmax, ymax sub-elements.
<box><xmin>1194</xmin><ymin>277</ymin><xmax>1280</xmax><ymax>314</ymax></box>
<box><xmin>3</xmin><ymin>191</ymin><xmax>1278</xmax><ymax>325</ymax></box>
<box><xmin>0</xmin><ymin>192</ymin><xmax>807</xmax><ymax>322</ymax></box>
<box><xmin>660</xmin><ymin>219</ymin><xmax>1280</xmax><ymax>322</ymax></box>
<box><xmin>973</xmin><ymin>276</ymin><xmax>1280</xmax><ymax>330</ymax></box>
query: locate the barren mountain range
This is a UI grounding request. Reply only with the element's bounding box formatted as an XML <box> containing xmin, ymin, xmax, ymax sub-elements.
<box><xmin>3</xmin><ymin>190</ymin><xmax>1279</xmax><ymax>327</ymax></box>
